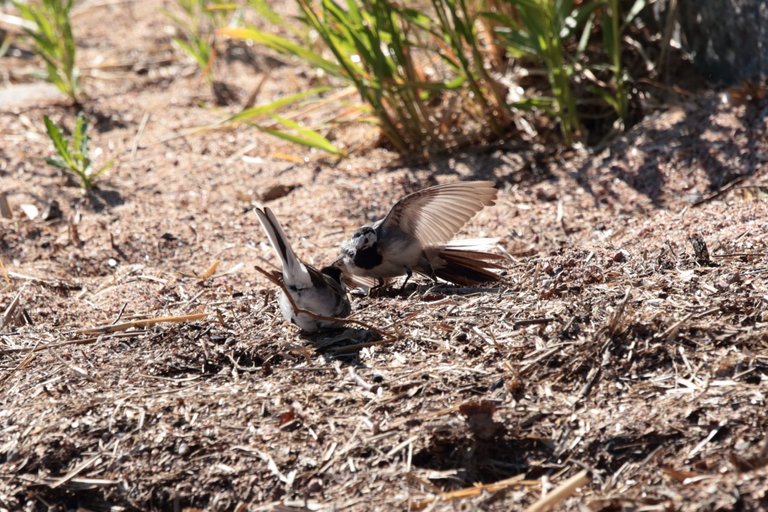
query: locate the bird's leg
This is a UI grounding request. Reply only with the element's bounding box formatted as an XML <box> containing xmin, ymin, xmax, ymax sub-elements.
<box><xmin>422</xmin><ymin>259</ymin><xmax>439</xmax><ymax>286</ymax></box>
<box><xmin>399</xmin><ymin>268</ymin><xmax>413</xmax><ymax>291</ymax></box>
<box><xmin>367</xmin><ymin>278</ymin><xmax>387</xmax><ymax>298</ymax></box>
<box><xmin>369</xmin><ymin>278</ymin><xmax>385</xmax><ymax>295</ymax></box>
<box><xmin>428</xmin><ymin>264</ymin><xmax>438</xmax><ymax>285</ymax></box>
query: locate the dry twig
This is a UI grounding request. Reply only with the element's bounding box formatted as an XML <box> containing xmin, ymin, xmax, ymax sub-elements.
<box><xmin>78</xmin><ymin>312</ymin><xmax>208</xmax><ymax>334</ymax></box>
<box><xmin>525</xmin><ymin>470</ymin><xmax>591</xmax><ymax>512</ymax></box>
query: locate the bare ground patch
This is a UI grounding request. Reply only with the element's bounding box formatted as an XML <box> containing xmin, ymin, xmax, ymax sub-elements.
<box><xmin>2</xmin><ymin>1</ymin><xmax>768</xmax><ymax>510</ymax></box>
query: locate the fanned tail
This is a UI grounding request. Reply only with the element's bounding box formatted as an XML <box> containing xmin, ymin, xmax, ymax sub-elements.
<box><xmin>441</xmin><ymin>237</ymin><xmax>501</xmax><ymax>250</ymax></box>
<box><xmin>431</xmin><ymin>246</ymin><xmax>506</xmax><ymax>286</ymax></box>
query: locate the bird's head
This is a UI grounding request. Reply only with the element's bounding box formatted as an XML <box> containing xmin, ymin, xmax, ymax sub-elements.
<box><xmin>352</xmin><ymin>226</ymin><xmax>377</xmax><ymax>250</ymax></box>
<box><xmin>320</xmin><ymin>264</ymin><xmax>344</xmax><ymax>284</ymax></box>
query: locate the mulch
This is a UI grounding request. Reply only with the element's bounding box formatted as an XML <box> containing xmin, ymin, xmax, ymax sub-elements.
<box><xmin>2</xmin><ymin>1</ymin><xmax>768</xmax><ymax>510</ymax></box>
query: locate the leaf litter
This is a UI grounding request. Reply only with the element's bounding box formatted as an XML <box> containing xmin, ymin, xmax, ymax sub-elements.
<box><xmin>1</xmin><ymin>1</ymin><xmax>768</xmax><ymax>511</ymax></box>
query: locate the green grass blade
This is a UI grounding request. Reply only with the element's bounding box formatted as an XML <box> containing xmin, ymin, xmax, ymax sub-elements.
<box><xmin>602</xmin><ymin>11</ymin><xmax>618</xmax><ymax>69</ymax></box>
<box><xmin>73</xmin><ymin>113</ymin><xmax>88</xmax><ymax>157</ymax></box>
<box><xmin>44</xmin><ymin>62</ymin><xmax>67</xmax><ymax>91</ymax></box>
<box><xmin>248</xmin><ymin>0</ymin><xmax>284</xmax><ymax>26</ymax></box>
<box><xmin>43</xmin><ymin>115</ymin><xmax>74</xmax><ymax>168</ymax></box>
<box><xmin>512</xmin><ymin>96</ymin><xmax>556</xmax><ymax>111</ymax></box>
<box><xmin>577</xmin><ymin>15</ymin><xmax>594</xmax><ymax>54</ymax></box>
<box><xmin>261</xmin><ymin>114</ymin><xmax>343</xmax><ymax>155</ymax></box>
<box><xmin>28</xmin><ymin>9</ymin><xmax>56</xmax><ymax>45</ymax></box>
<box><xmin>217</xmin><ymin>27</ymin><xmax>342</xmax><ymax>77</ymax></box>
<box><xmin>44</xmin><ymin>157</ymin><xmax>69</xmax><ymax>170</ymax></box>
<box><xmin>588</xmin><ymin>84</ymin><xmax>621</xmax><ymax>113</ymax></box>
<box><xmin>163</xmin><ymin>9</ymin><xmax>193</xmax><ymax>34</ymax></box>
<box><xmin>173</xmin><ymin>37</ymin><xmax>210</xmax><ymax>70</ymax></box>
<box><xmin>296</xmin><ymin>0</ymin><xmax>370</xmax><ymax>83</ymax></box>
<box><xmin>92</xmin><ymin>159</ymin><xmax>115</xmax><ymax>179</ymax></box>
<box><xmin>16</xmin><ymin>0</ymin><xmax>79</xmax><ymax>102</ymax></box>
<box><xmin>26</xmin><ymin>30</ymin><xmax>58</xmax><ymax>58</ymax></box>
<box><xmin>623</xmin><ymin>0</ymin><xmax>648</xmax><ymax>30</ymax></box>
<box><xmin>225</xmin><ymin>86</ymin><xmax>332</xmax><ymax>124</ymax></box>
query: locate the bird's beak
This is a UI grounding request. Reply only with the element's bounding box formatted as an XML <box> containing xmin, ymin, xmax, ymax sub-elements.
<box><xmin>353</xmin><ymin>237</ymin><xmax>368</xmax><ymax>250</ymax></box>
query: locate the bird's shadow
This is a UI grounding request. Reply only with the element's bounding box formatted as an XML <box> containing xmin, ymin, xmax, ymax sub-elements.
<box><xmin>359</xmin><ymin>281</ymin><xmax>504</xmax><ymax>300</ymax></box>
<box><xmin>306</xmin><ymin>327</ymin><xmax>382</xmax><ymax>357</ymax></box>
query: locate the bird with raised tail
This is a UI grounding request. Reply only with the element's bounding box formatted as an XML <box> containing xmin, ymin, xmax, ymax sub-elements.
<box><xmin>335</xmin><ymin>180</ymin><xmax>505</xmax><ymax>289</ymax></box>
<box><xmin>255</xmin><ymin>207</ymin><xmax>351</xmax><ymax>332</ymax></box>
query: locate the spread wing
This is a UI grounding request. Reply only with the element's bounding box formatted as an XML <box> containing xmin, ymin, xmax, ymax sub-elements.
<box><xmin>379</xmin><ymin>181</ymin><xmax>497</xmax><ymax>248</ymax></box>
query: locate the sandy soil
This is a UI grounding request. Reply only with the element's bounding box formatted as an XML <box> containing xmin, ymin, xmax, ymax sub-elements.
<box><xmin>1</xmin><ymin>1</ymin><xmax>767</xmax><ymax>511</ymax></box>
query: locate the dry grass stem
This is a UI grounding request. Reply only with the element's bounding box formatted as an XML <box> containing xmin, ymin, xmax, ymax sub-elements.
<box><xmin>78</xmin><ymin>312</ymin><xmax>208</xmax><ymax>334</ymax></box>
<box><xmin>525</xmin><ymin>470</ymin><xmax>591</xmax><ymax>512</ymax></box>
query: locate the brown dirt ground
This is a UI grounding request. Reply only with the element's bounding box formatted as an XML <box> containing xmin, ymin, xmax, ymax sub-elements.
<box><xmin>2</xmin><ymin>2</ymin><xmax>768</xmax><ymax>511</ymax></box>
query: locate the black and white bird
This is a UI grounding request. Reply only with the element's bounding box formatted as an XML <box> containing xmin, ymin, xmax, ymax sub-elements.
<box><xmin>335</xmin><ymin>180</ymin><xmax>505</xmax><ymax>288</ymax></box>
<box><xmin>255</xmin><ymin>207</ymin><xmax>351</xmax><ymax>332</ymax></box>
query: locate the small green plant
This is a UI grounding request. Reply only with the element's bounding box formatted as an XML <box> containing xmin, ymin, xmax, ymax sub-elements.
<box><xmin>598</xmin><ymin>0</ymin><xmax>647</xmax><ymax>124</ymax></box>
<box><xmin>221</xmin><ymin>0</ymin><xmax>480</xmax><ymax>154</ymax></box>
<box><xmin>166</xmin><ymin>0</ymin><xmax>240</xmax><ymax>83</ymax></box>
<box><xmin>14</xmin><ymin>0</ymin><xmax>80</xmax><ymax>103</ymax></box>
<box><xmin>44</xmin><ymin>113</ymin><xmax>113</xmax><ymax>190</ymax></box>
<box><xmin>489</xmin><ymin>0</ymin><xmax>596</xmax><ymax>145</ymax></box>
<box><xmin>294</xmin><ymin>0</ymin><xmax>433</xmax><ymax>154</ymax></box>
<box><xmin>220</xmin><ymin>0</ymin><xmax>648</xmax><ymax>152</ymax></box>
<box><xmin>423</xmin><ymin>0</ymin><xmax>515</xmax><ymax>134</ymax></box>
<box><xmin>491</xmin><ymin>0</ymin><xmax>647</xmax><ymax>142</ymax></box>
<box><xmin>202</xmin><ymin>4</ymin><xmax>344</xmax><ymax>156</ymax></box>
<box><xmin>0</xmin><ymin>33</ymin><xmax>11</xmax><ymax>60</ymax></box>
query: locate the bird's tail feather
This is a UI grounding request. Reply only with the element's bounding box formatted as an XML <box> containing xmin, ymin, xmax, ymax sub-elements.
<box><xmin>254</xmin><ymin>207</ymin><xmax>312</xmax><ymax>287</ymax></box>
<box><xmin>432</xmin><ymin>247</ymin><xmax>506</xmax><ymax>286</ymax></box>
<box><xmin>441</xmin><ymin>237</ymin><xmax>501</xmax><ymax>251</ymax></box>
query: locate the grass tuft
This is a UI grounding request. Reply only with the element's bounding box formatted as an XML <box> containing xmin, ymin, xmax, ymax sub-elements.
<box><xmin>220</xmin><ymin>0</ymin><xmax>651</xmax><ymax>153</ymax></box>
<box><xmin>43</xmin><ymin>113</ymin><xmax>113</xmax><ymax>190</ymax></box>
<box><xmin>14</xmin><ymin>0</ymin><xmax>80</xmax><ymax>103</ymax></box>
<box><xmin>165</xmin><ymin>0</ymin><xmax>243</xmax><ymax>84</ymax></box>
